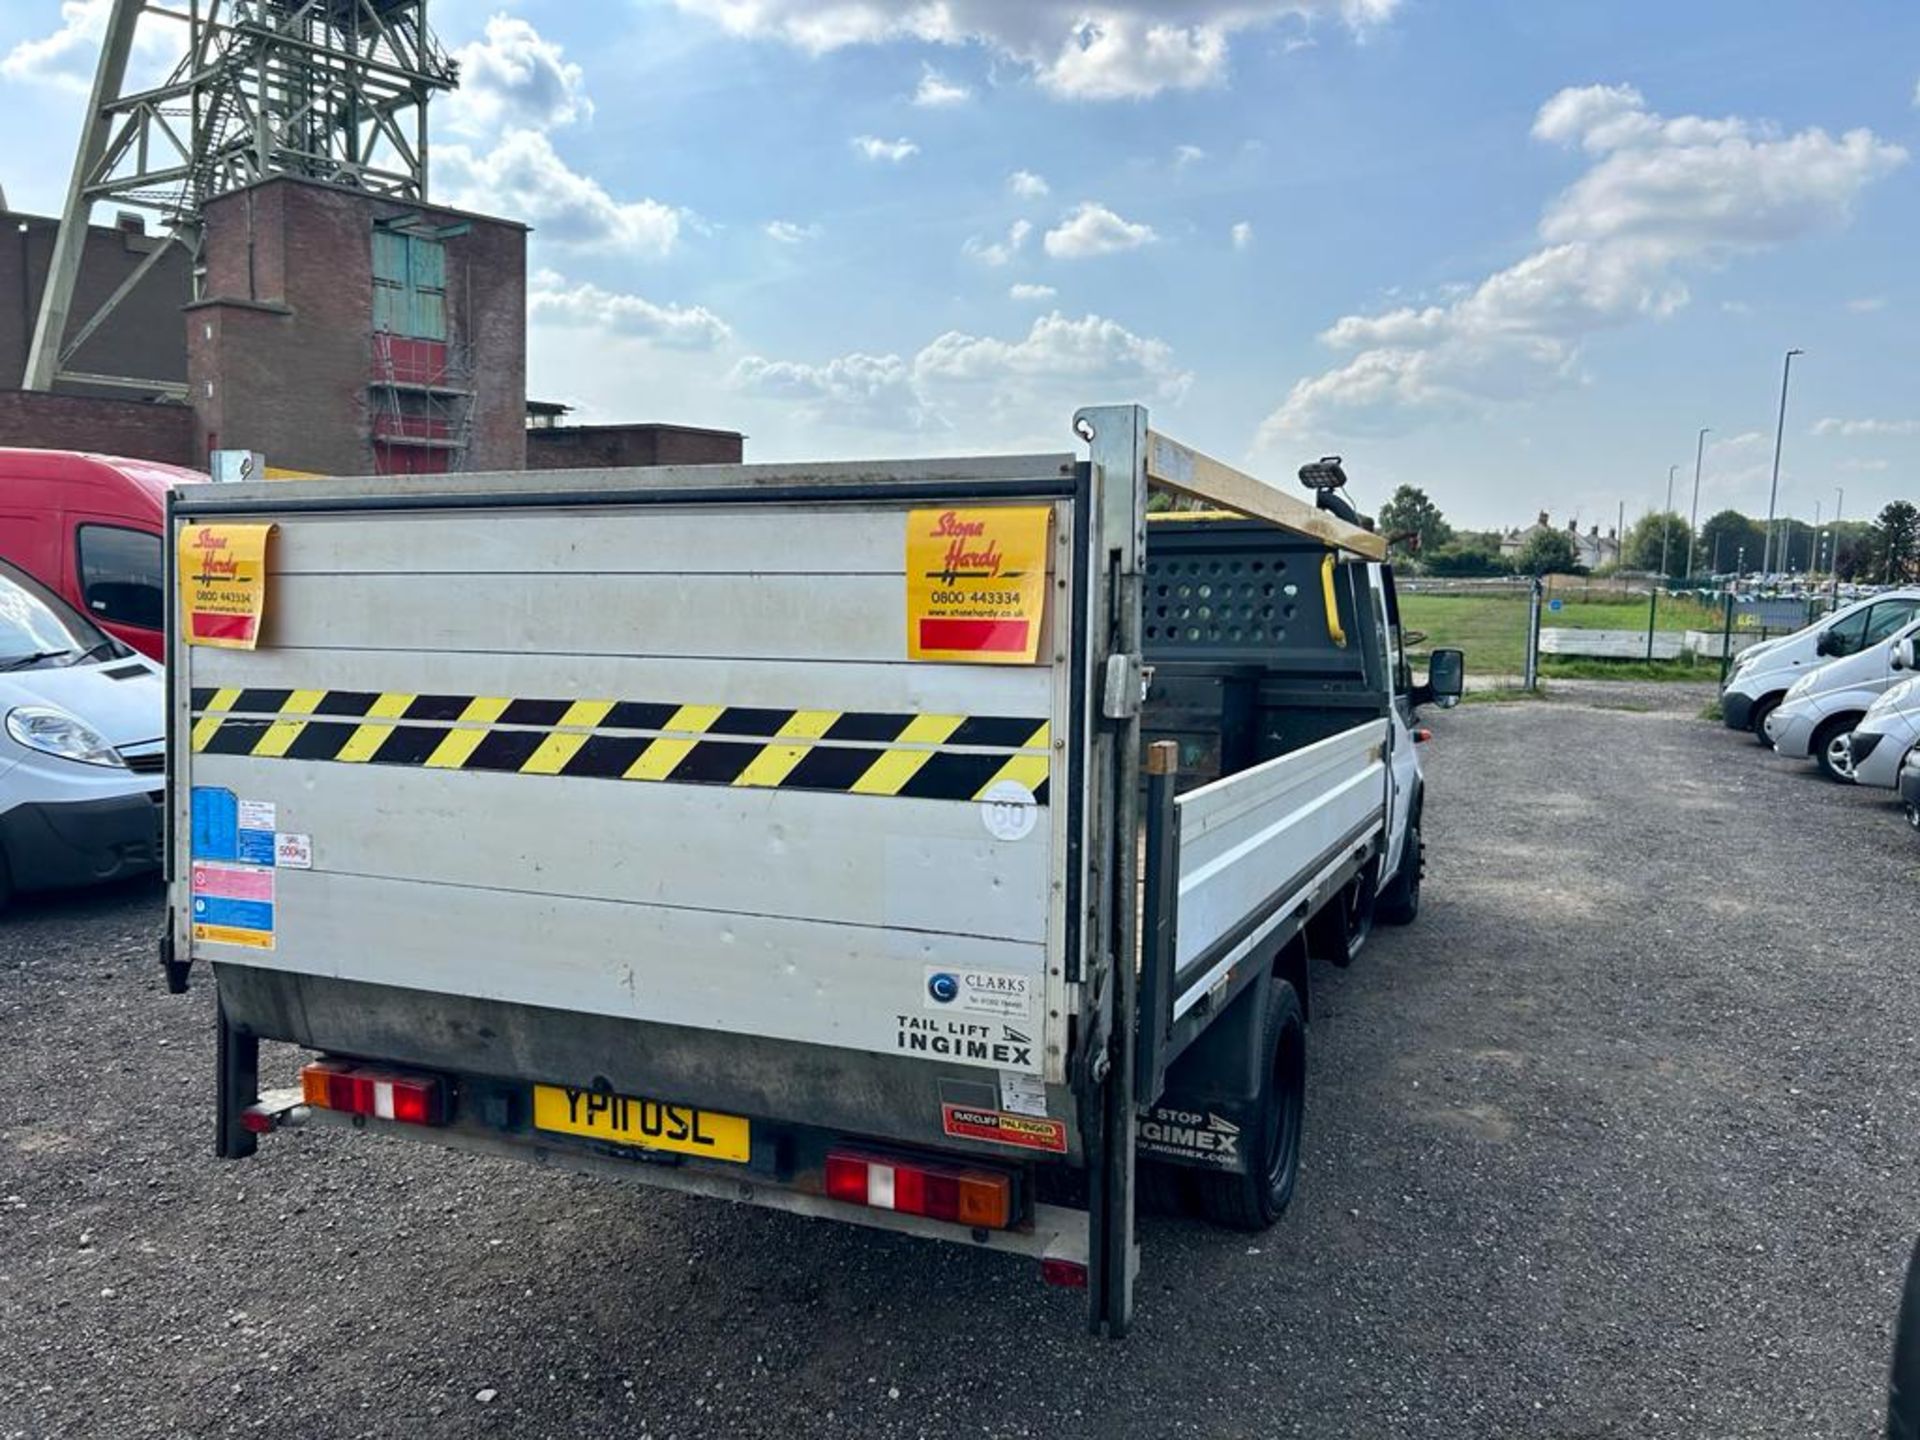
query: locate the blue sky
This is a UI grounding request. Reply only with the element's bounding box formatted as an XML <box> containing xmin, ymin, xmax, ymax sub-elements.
<box><xmin>1</xmin><ymin>0</ymin><xmax>1915</xmax><ymax>531</ymax></box>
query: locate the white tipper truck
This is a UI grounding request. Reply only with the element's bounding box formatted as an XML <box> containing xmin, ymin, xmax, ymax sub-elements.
<box><xmin>162</xmin><ymin>405</ymin><xmax>1462</xmax><ymax>1335</ymax></box>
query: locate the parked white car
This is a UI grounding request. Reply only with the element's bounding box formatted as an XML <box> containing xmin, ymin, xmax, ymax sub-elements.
<box><xmin>1847</xmin><ymin>638</ymin><xmax>1920</xmax><ymax>793</ymax></box>
<box><xmin>1721</xmin><ymin>588</ymin><xmax>1920</xmax><ymax>740</ymax></box>
<box><xmin>1764</xmin><ymin>619</ymin><xmax>1920</xmax><ymax>780</ymax></box>
<box><xmin>0</xmin><ymin>558</ymin><xmax>164</xmax><ymax>907</ymax></box>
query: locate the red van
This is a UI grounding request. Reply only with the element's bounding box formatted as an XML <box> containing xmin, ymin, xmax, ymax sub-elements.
<box><xmin>0</xmin><ymin>449</ymin><xmax>205</xmax><ymax>662</ymax></box>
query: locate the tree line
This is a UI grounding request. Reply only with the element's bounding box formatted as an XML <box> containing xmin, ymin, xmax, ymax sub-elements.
<box><xmin>1374</xmin><ymin>485</ymin><xmax>1920</xmax><ymax>582</ymax></box>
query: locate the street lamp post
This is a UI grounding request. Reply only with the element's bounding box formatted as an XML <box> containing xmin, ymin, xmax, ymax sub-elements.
<box><xmin>1831</xmin><ymin>486</ymin><xmax>1844</xmax><ymax>608</ymax></box>
<box><xmin>1659</xmin><ymin>464</ymin><xmax>1677</xmax><ymax>581</ymax></box>
<box><xmin>1686</xmin><ymin>427</ymin><xmax>1710</xmax><ymax>581</ymax></box>
<box><xmin>1761</xmin><ymin>348</ymin><xmax>1804</xmax><ymax>577</ymax></box>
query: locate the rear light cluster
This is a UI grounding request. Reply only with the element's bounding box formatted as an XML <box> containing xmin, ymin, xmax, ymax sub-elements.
<box><xmin>300</xmin><ymin>1061</ymin><xmax>448</xmax><ymax>1126</ymax></box>
<box><xmin>824</xmin><ymin>1150</ymin><xmax>1013</xmax><ymax>1229</ymax></box>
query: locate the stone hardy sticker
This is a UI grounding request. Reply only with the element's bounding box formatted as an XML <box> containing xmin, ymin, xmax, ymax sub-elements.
<box><xmin>905</xmin><ymin>506</ymin><xmax>1051</xmax><ymax>664</ymax></box>
<box><xmin>178</xmin><ymin>523</ymin><xmax>275</xmax><ymax>649</ymax></box>
<box><xmin>941</xmin><ymin>1104</ymin><xmax>1067</xmax><ymax>1154</ymax></box>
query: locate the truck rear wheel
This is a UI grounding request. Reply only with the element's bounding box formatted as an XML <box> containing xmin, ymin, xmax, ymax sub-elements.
<box><xmin>1749</xmin><ymin>693</ymin><xmax>1782</xmax><ymax>744</ymax></box>
<box><xmin>1194</xmin><ymin>981</ymin><xmax>1305</xmax><ymax>1231</ymax></box>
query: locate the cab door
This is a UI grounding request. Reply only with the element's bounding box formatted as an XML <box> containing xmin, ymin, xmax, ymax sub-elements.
<box><xmin>1370</xmin><ymin>564</ymin><xmax>1419</xmax><ymax>879</ymax></box>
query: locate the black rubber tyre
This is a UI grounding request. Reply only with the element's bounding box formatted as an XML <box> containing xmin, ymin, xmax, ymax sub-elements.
<box><xmin>1906</xmin><ymin>801</ymin><xmax>1920</xmax><ymax>836</ymax></box>
<box><xmin>1813</xmin><ymin>714</ymin><xmax>1863</xmax><ymax>782</ymax></box>
<box><xmin>1888</xmin><ymin>1236</ymin><xmax>1920</xmax><ymax>1440</ymax></box>
<box><xmin>1135</xmin><ymin>1159</ymin><xmax>1197</xmax><ymax>1218</ymax></box>
<box><xmin>0</xmin><ymin>849</ymin><xmax>12</xmax><ymax>914</ymax></box>
<box><xmin>1377</xmin><ymin>816</ymin><xmax>1422</xmax><ymax>926</ymax></box>
<box><xmin>1749</xmin><ymin>692</ymin><xmax>1782</xmax><ymax>744</ymax></box>
<box><xmin>1194</xmin><ymin>981</ymin><xmax>1305</xmax><ymax>1232</ymax></box>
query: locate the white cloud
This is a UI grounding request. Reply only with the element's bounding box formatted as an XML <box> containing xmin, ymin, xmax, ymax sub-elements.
<box><xmin>731</xmin><ymin>352</ymin><xmax>927</xmax><ymax>430</ymax></box>
<box><xmin>1009</xmin><ymin>169</ymin><xmax>1051</xmax><ymax>199</ymax></box>
<box><xmin>852</xmin><ymin>134</ymin><xmax>919</xmax><ymax>163</ymax></box>
<box><xmin>1010</xmin><ymin>283</ymin><xmax>1058</xmax><ymax>302</ymax></box>
<box><xmin>444</xmin><ymin>15</ymin><xmax>591</xmax><ymax>136</ymax></box>
<box><xmin>965</xmin><ymin>219</ymin><xmax>1032</xmax><ymax>266</ymax></box>
<box><xmin>1846</xmin><ymin>296</ymin><xmax>1888</xmax><ymax>313</ymax></box>
<box><xmin>528</xmin><ymin>270</ymin><xmax>731</xmax><ymax>350</ymax></box>
<box><xmin>1231</xmin><ymin>221</ymin><xmax>1255</xmax><ymax>251</ymax></box>
<box><xmin>1813</xmin><ymin>417</ymin><xmax>1920</xmax><ymax>438</ymax></box>
<box><xmin>731</xmin><ymin>310</ymin><xmax>1188</xmax><ymax>432</ymax></box>
<box><xmin>1174</xmin><ymin>144</ymin><xmax>1207</xmax><ymax>168</ymax></box>
<box><xmin>1263</xmin><ymin>85</ymin><xmax>1906</xmax><ymax>441</ymax></box>
<box><xmin>913</xmin><ymin>63</ymin><xmax>971</xmax><ymax>106</ymax></box>
<box><xmin>1838</xmin><ymin>458</ymin><xmax>1891</xmax><ymax>473</ymax></box>
<box><xmin>1044</xmin><ymin>202</ymin><xmax>1157</xmax><ymax>259</ymax></box>
<box><xmin>439</xmin><ymin>130</ymin><xmax>682</xmax><ymax>255</ymax></box>
<box><xmin>666</xmin><ymin>1</ymin><xmax>1399</xmax><ymax>101</ymax></box>
<box><xmin>1720</xmin><ymin>300</ymin><xmax>1753</xmax><ymax>314</ymax></box>
<box><xmin>765</xmin><ymin>219</ymin><xmax>823</xmax><ymax>243</ymax></box>
<box><xmin>1</xmin><ymin>0</ymin><xmax>176</xmax><ymax>93</ymax></box>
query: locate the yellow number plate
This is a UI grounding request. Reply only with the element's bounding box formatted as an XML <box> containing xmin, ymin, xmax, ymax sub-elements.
<box><xmin>531</xmin><ymin>1084</ymin><xmax>750</xmax><ymax>1164</ymax></box>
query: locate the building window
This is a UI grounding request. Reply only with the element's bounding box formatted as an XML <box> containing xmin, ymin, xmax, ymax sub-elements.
<box><xmin>372</xmin><ymin>229</ymin><xmax>446</xmax><ymax>340</ymax></box>
<box><xmin>77</xmin><ymin>524</ymin><xmax>165</xmax><ymax>631</ymax></box>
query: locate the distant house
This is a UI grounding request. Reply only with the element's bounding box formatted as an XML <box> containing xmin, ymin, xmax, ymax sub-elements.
<box><xmin>1499</xmin><ymin>511</ymin><xmax>1620</xmax><ymax>569</ymax></box>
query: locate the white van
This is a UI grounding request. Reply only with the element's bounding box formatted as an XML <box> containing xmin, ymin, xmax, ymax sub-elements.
<box><xmin>1764</xmin><ymin>619</ymin><xmax>1920</xmax><ymax>780</ymax></box>
<box><xmin>1847</xmin><ymin>637</ymin><xmax>1920</xmax><ymax>793</ymax></box>
<box><xmin>0</xmin><ymin>558</ymin><xmax>164</xmax><ymax>906</ymax></box>
<box><xmin>1721</xmin><ymin>589</ymin><xmax>1920</xmax><ymax>739</ymax></box>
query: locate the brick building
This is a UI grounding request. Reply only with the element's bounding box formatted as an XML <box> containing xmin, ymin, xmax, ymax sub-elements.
<box><xmin>188</xmin><ymin>176</ymin><xmax>527</xmax><ymax>474</ymax></box>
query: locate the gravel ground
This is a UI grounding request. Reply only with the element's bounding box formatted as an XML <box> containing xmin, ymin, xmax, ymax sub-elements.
<box><xmin>3</xmin><ymin>682</ymin><xmax>1916</xmax><ymax>1439</ymax></box>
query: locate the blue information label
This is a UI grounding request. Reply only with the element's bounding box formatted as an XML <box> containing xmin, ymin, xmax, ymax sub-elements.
<box><xmin>191</xmin><ymin>896</ymin><xmax>274</xmax><ymax>931</ymax></box>
<box><xmin>191</xmin><ymin>787</ymin><xmax>238</xmax><ymax>861</ymax></box>
<box><xmin>237</xmin><ymin>829</ymin><xmax>277</xmax><ymax>866</ymax></box>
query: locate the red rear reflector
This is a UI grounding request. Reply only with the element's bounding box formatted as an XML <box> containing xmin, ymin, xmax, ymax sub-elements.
<box><xmin>1040</xmin><ymin>1258</ymin><xmax>1088</xmax><ymax>1289</ymax></box>
<box><xmin>823</xmin><ymin>1149</ymin><xmax>1013</xmax><ymax>1229</ymax></box>
<box><xmin>299</xmin><ymin>1061</ymin><xmax>447</xmax><ymax>1126</ymax></box>
<box><xmin>238</xmin><ymin>1108</ymin><xmax>276</xmax><ymax>1135</ymax></box>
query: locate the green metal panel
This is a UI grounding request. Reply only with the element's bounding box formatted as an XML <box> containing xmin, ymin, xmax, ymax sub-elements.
<box><xmin>372</xmin><ymin>229</ymin><xmax>408</xmax><ymax>282</ymax></box>
<box><xmin>370</xmin><ymin>231</ymin><xmax>446</xmax><ymax>339</ymax></box>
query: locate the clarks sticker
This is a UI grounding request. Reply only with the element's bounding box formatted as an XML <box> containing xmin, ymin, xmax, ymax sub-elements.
<box><xmin>922</xmin><ymin>966</ymin><xmax>1034</xmax><ymax>1020</ymax></box>
<box><xmin>941</xmin><ymin>1104</ymin><xmax>1067</xmax><ymax>1154</ymax></box>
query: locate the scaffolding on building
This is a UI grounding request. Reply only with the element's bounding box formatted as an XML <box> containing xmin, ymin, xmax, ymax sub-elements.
<box><xmin>368</xmin><ymin>329</ymin><xmax>474</xmax><ymax>474</ymax></box>
<box><xmin>23</xmin><ymin>0</ymin><xmax>456</xmax><ymax>394</ymax></box>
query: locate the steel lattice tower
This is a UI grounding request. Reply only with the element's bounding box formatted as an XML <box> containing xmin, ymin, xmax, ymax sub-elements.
<box><xmin>23</xmin><ymin>0</ymin><xmax>456</xmax><ymax>393</ymax></box>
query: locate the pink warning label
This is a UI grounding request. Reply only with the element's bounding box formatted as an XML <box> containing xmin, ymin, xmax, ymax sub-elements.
<box><xmin>191</xmin><ymin>862</ymin><xmax>275</xmax><ymax>902</ymax></box>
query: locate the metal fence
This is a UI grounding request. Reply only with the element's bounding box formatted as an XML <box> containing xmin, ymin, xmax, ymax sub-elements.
<box><xmin>1399</xmin><ymin>576</ymin><xmax>1821</xmax><ymax>691</ymax></box>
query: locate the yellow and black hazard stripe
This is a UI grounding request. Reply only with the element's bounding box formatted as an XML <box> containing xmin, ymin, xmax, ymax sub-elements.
<box><xmin>187</xmin><ymin>688</ymin><xmax>1051</xmax><ymax>804</ymax></box>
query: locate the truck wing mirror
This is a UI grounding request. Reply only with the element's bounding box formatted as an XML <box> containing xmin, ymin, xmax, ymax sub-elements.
<box><xmin>1816</xmin><ymin>629</ymin><xmax>1840</xmax><ymax>657</ymax></box>
<box><xmin>1413</xmin><ymin>648</ymin><xmax>1465</xmax><ymax>710</ymax></box>
<box><xmin>1895</xmin><ymin>638</ymin><xmax>1916</xmax><ymax>672</ymax></box>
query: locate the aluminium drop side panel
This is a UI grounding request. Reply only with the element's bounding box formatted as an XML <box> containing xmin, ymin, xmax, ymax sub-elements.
<box><xmin>1170</xmin><ymin>718</ymin><xmax>1389</xmax><ymax>1012</ymax></box>
<box><xmin>169</xmin><ymin>475</ymin><xmax>1084</xmax><ymax>1146</ymax></box>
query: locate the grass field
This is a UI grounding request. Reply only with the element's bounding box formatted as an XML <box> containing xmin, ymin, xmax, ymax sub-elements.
<box><xmin>1400</xmin><ymin>592</ymin><xmax>1726</xmax><ymax>678</ymax></box>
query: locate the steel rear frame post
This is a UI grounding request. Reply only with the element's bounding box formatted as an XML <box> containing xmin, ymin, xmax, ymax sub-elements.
<box><xmin>1074</xmin><ymin>404</ymin><xmax>1149</xmax><ymax>1338</ymax></box>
